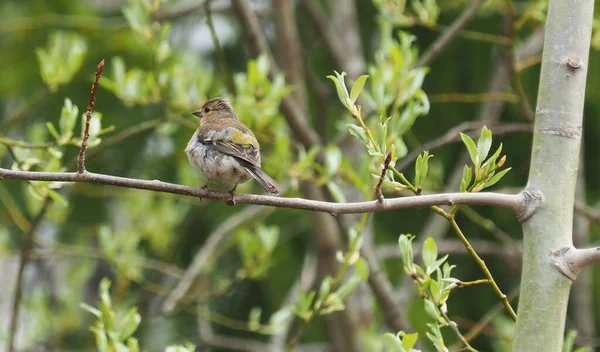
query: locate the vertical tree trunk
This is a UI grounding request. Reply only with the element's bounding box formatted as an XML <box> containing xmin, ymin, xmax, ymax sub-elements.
<box><xmin>513</xmin><ymin>0</ymin><xmax>594</xmax><ymax>350</ymax></box>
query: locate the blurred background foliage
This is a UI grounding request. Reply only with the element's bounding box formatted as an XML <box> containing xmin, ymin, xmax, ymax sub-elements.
<box><xmin>1</xmin><ymin>0</ymin><xmax>600</xmax><ymax>351</ymax></box>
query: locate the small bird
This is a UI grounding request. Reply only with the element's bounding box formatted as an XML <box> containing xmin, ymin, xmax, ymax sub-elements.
<box><xmin>186</xmin><ymin>97</ymin><xmax>279</xmax><ymax>201</ymax></box>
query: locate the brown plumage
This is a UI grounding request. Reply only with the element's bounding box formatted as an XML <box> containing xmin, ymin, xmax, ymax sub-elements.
<box><xmin>185</xmin><ymin>97</ymin><xmax>279</xmax><ymax>196</ymax></box>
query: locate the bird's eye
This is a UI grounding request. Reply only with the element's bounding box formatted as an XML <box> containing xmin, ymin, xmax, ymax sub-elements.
<box><xmin>203</xmin><ymin>107</ymin><xmax>210</xmax><ymax>113</ymax></box>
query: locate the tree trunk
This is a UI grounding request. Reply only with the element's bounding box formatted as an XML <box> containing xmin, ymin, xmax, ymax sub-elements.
<box><xmin>513</xmin><ymin>0</ymin><xmax>594</xmax><ymax>350</ymax></box>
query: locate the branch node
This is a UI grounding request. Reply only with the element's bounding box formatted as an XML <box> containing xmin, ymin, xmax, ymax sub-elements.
<box><xmin>375</xmin><ymin>152</ymin><xmax>393</xmax><ymax>202</ymax></box>
<box><xmin>77</xmin><ymin>59</ymin><xmax>105</xmax><ymax>174</ymax></box>
<box><xmin>550</xmin><ymin>246</ymin><xmax>578</xmax><ymax>281</ymax></box>
<box><xmin>566</xmin><ymin>56</ymin><xmax>581</xmax><ymax>70</ymax></box>
<box><xmin>550</xmin><ymin>245</ymin><xmax>600</xmax><ymax>281</ymax></box>
<box><xmin>516</xmin><ymin>188</ymin><xmax>544</xmax><ymax>222</ymax></box>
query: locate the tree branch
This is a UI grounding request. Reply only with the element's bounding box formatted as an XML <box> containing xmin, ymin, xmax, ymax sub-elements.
<box><xmin>77</xmin><ymin>59</ymin><xmax>104</xmax><ymax>174</ymax></box>
<box><xmin>416</xmin><ymin>0</ymin><xmax>483</xmax><ymax>68</ymax></box>
<box><xmin>231</xmin><ymin>0</ymin><xmax>321</xmax><ymax>149</ymax></box>
<box><xmin>7</xmin><ymin>197</ymin><xmax>51</xmax><ymax>352</ymax></box>
<box><xmin>0</xmin><ymin>167</ymin><xmax>531</xmax><ymax>215</ymax></box>
<box><xmin>550</xmin><ymin>246</ymin><xmax>600</xmax><ymax>281</ymax></box>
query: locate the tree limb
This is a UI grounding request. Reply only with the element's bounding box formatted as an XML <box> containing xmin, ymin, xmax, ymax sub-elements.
<box><xmin>0</xmin><ymin>167</ymin><xmax>531</xmax><ymax>216</ymax></box>
<box><xmin>416</xmin><ymin>0</ymin><xmax>483</xmax><ymax>68</ymax></box>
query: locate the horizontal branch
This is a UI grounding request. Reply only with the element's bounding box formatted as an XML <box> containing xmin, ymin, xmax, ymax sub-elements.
<box><xmin>550</xmin><ymin>246</ymin><xmax>600</xmax><ymax>281</ymax></box>
<box><xmin>0</xmin><ymin>167</ymin><xmax>529</xmax><ymax>216</ymax></box>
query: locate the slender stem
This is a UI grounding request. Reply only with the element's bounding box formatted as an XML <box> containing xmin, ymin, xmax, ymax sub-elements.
<box><xmin>205</xmin><ymin>0</ymin><xmax>235</xmax><ymax>94</ymax></box>
<box><xmin>77</xmin><ymin>59</ymin><xmax>105</xmax><ymax>173</ymax></box>
<box><xmin>440</xmin><ymin>310</ymin><xmax>478</xmax><ymax>352</ymax></box>
<box><xmin>457</xmin><ymin>279</ymin><xmax>491</xmax><ymax>287</ymax></box>
<box><xmin>7</xmin><ymin>197</ymin><xmax>51</xmax><ymax>352</ymax></box>
<box><xmin>438</xmin><ymin>208</ymin><xmax>517</xmax><ymax>320</ymax></box>
<box><xmin>416</xmin><ymin>0</ymin><xmax>482</xmax><ymax>68</ymax></box>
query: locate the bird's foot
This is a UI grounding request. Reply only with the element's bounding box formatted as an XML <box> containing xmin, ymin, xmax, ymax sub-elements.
<box><xmin>226</xmin><ymin>184</ymin><xmax>237</xmax><ymax>206</ymax></box>
<box><xmin>199</xmin><ymin>182</ymin><xmax>210</xmax><ymax>202</ymax></box>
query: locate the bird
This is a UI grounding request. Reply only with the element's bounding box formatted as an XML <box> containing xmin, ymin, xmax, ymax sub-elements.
<box><xmin>185</xmin><ymin>97</ymin><xmax>279</xmax><ymax>202</ymax></box>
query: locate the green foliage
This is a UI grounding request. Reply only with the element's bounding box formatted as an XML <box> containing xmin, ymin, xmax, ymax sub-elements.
<box><xmin>460</xmin><ymin>126</ymin><xmax>511</xmax><ymax>192</ymax></box>
<box><xmin>562</xmin><ymin>330</ymin><xmax>592</xmax><ymax>352</ymax></box>
<box><xmin>382</xmin><ymin>331</ymin><xmax>421</xmax><ymax>352</ymax></box>
<box><xmin>82</xmin><ymin>278</ymin><xmax>195</xmax><ymax>352</ymax></box>
<box><xmin>236</xmin><ymin>224</ymin><xmax>280</xmax><ymax>279</ymax></box>
<box><xmin>328</xmin><ymin>26</ymin><xmax>430</xmax><ymax>196</ymax></box>
<box><xmin>36</xmin><ymin>31</ymin><xmax>87</xmax><ymax>92</ymax></box>
<box><xmin>373</xmin><ymin>0</ymin><xmax>440</xmax><ymax>27</ymax></box>
<box><xmin>81</xmin><ymin>278</ymin><xmax>142</xmax><ymax>352</ymax></box>
<box><xmin>398</xmin><ymin>234</ymin><xmax>465</xmax><ymax>351</ymax></box>
<box><xmin>292</xmin><ymin>228</ymin><xmax>369</xmax><ymax>324</ymax></box>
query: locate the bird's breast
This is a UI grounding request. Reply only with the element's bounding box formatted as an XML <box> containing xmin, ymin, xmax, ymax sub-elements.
<box><xmin>186</xmin><ymin>137</ymin><xmax>252</xmax><ymax>185</ymax></box>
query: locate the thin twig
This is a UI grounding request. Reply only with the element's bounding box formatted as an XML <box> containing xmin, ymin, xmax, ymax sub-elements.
<box><xmin>503</xmin><ymin>0</ymin><xmax>535</xmax><ymax>121</ymax></box>
<box><xmin>299</xmin><ymin>0</ymin><xmax>345</xmax><ymax>70</ymax></box>
<box><xmin>77</xmin><ymin>59</ymin><xmax>105</xmax><ymax>174</ymax></box>
<box><xmin>0</xmin><ymin>167</ymin><xmax>529</xmax><ymax>216</ymax></box>
<box><xmin>428</xmin><ymin>92</ymin><xmax>519</xmax><ymax>104</ymax></box>
<box><xmin>456</xmin><ymin>279</ymin><xmax>491</xmax><ymax>287</ymax></box>
<box><xmin>436</xmin><ymin>208</ymin><xmax>517</xmax><ymax>320</ymax></box>
<box><xmin>375</xmin><ymin>152</ymin><xmax>392</xmax><ymax>202</ymax></box>
<box><xmin>574</xmin><ymin>202</ymin><xmax>600</xmax><ymax>223</ymax></box>
<box><xmin>230</xmin><ymin>0</ymin><xmax>321</xmax><ymax>150</ymax></box>
<box><xmin>440</xmin><ymin>310</ymin><xmax>478</xmax><ymax>352</ymax></box>
<box><xmin>7</xmin><ymin>197</ymin><xmax>51</xmax><ymax>352</ymax></box>
<box><xmin>462</xmin><ymin>287</ymin><xmax>520</xmax><ymax>343</ymax></box>
<box><xmin>205</xmin><ymin>0</ymin><xmax>235</xmax><ymax>94</ymax></box>
<box><xmin>416</xmin><ymin>0</ymin><xmax>483</xmax><ymax>68</ymax></box>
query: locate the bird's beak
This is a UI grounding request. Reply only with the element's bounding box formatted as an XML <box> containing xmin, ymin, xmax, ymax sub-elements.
<box><xmin>192</xmin><ymin>110</ymin><xmax>203</xmax><ymax>118</ymax></box>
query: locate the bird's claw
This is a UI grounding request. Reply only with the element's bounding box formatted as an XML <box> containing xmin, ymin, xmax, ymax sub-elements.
<box><xmin>226</xmin><ymin>184</ymin><xmax>237</xmax><ymax>206</ymax></box>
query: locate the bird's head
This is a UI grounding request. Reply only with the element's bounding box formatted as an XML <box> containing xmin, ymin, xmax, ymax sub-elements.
<box><xmin>192</xmin><ymin>97</ymin><xmax>238</xmax><ymax>122</ymax></box>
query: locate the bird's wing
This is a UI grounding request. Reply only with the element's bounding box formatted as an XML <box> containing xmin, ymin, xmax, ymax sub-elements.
<box><xmin>198</xmin><ymin>125</ymin><xmax>261</xmax><ymax>166</ymax></box>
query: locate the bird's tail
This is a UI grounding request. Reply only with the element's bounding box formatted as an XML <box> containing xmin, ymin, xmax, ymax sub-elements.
<box><xmin>243</xmin><ymin>165</ymin><xmax>279</xmax><ymax>195</ymax></box>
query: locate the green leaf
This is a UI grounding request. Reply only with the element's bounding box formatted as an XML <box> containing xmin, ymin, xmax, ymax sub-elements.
<box><xmin>59</xmin><ymin>98</ymin><xmax>79</xmax><ymax>141</ymax></box>
<box><xmin>398</xmin><ymin>234</ymin><xmax>415</xmax><ymax>273</ymax></box>
<box><xmin>424</xmin><ymin>299</ymin><xmax>440</xmax><ymax>321</ymax></box>
<box><xmin>350</xmin><ymin>75</ymin><xmax>369</xmax><ymax>104</ymax></box>
<box><xmin>354</xmin><ymin>257</ymin><xmax>369</xmax><ymax>280</ymax></box>
<box><xmin>335</xmin><ymin>276</ymin><xmax>362</xmax><ymax>300</ymax></box>
<box><xmin>317</xmin><ymin>276</ymin><xmax>333</xmax><ymax>305</ymax></box>
<box><xmin>415</xmin><ymin>154</ymin><xmax>423</xmax><ymax>189</ymax></box>
<box><xmin>46</xmin><ymin>122</ymin><xmax>61</xmax><ymax>141</ymax></box>
<box><xmin>460</xmin><ymin>133</ymin><xmax>479</xmax><ymax>166</ymax></box>
<box><xmin>477</xmin><ymin>126</ymin><xmax>492</xmax><ymax>162</ymax></box>
<box><xmin>327</xmin><ymin>71</ymin><xmax>350</xmax><ymax>108</ymax></box>
<box><xmin>325</xmin><ymin>146</ymin><xmax>342</xmax><ymax>177</ymax></box>
<box><xmin>563</xmin><ymin>329</ymin><xmax>576</xmax><ymax>352</ymax></box>
<box><xmin>118</xmin><ymin>308</ymin><xmax>141</xmax><ymax>340</ymax></box>
<box><xmin>382</xmin><ymin>333</ymin><xmax>407</xmax><ymax>352</ymax></box>
<box><xmin>484</xmin><ymin>167</ymin><xmax>511</xmax><ymax>189</ymax></box>
<box><xmin>248</xmin><ymin>307</ymin><xmax>262</xmax><ymax>331</ymax></box>
<box><xmin>47</xmin><ymin>189</ymin><xmax>68</xmax><ymax>207</ymax></box>
<box><xmin>460</xmin><ymin>165</ymin><xmax>472</xmax><ymax>192</ymax></box>
<box><xmin>426</xmin><ymin>255</ymin><xmax>448</xmax><ymax>277</ymax></box>
<box><xmin>327</xmin><ymin>181</ymin><xmax>347</xmax><ymax>203</ymax></box>
<box><xmin>269</xmin><ymin>308</ymin><xmax>292</xmax><ymax>330</ymax></box>
<box><xmin>480</xmin><ymin>143</ymin><xmax>503</xmax><ymax>173</ymax></box>
<box><xmin>422</xmin><ymin>237</ymin><xmax>438</xmax><ymax>268</ymax></box>
<box><xmin>347</xmin><ymin>124</ymin><xmax>370</xmax><ymax>145</ymax></box>
<box><xmin>80</xmin><ymin>303</ymin><xmax>102</xmax><ymax>318</ymax></box>
<box><xmin>415</xmin><ymin>151</ymin><xmax>431</xmax><ymax>189</ymax></box>
<box><xmin>401</xmin><ymin>332</ymin><xmax>419</xmax><ymax>350</ymax></box>
<box><xmin>36</xmin><ymin>31</ymin><xmax>88</xmax><ymax>91</ymax></box>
